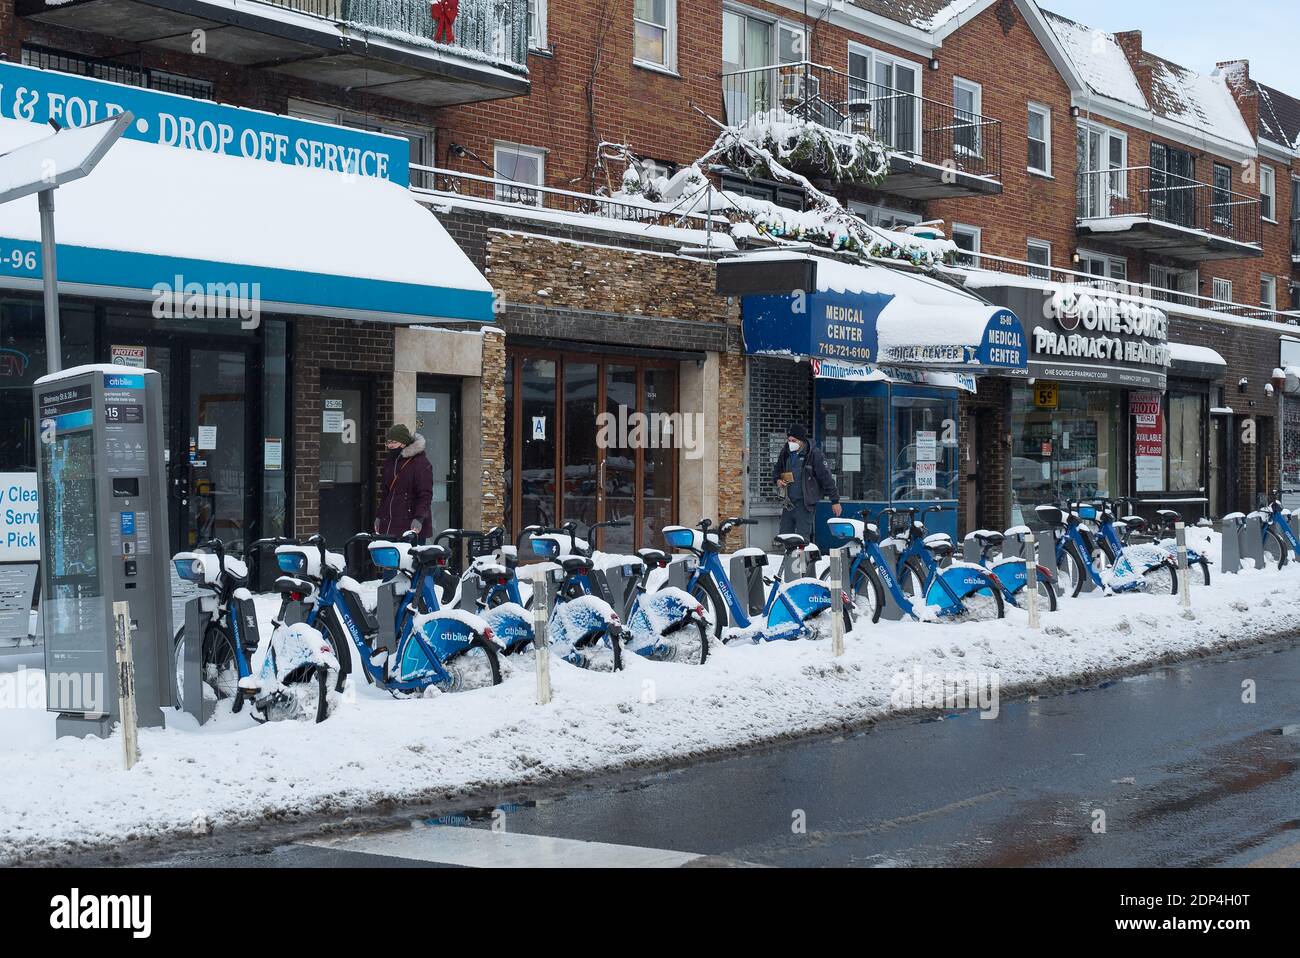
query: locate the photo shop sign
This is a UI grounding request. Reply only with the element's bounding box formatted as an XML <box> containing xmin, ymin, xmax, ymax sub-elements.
<box><xmin>1131</xmin><ymin>392</ymin><xmax>1165</xmax><ymax>492</ymax></box>
<box><xmin>0</xmin><ymin>60</ymin><xmax>410</xmax><ymax>185</ymax></box>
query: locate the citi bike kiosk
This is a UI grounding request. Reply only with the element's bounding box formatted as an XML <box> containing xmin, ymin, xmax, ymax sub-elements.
<box><xmin>34</xmin><ymin>366</ymin><xmax>174</xmax><ymax>738</ymax></box>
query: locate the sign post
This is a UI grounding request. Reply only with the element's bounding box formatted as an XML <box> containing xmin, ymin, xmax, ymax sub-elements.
<box><xmin>113</xmin><ymin>601</ymin><xmax>140</xmax><ymax>770</ymax></box>
<box><xmin>530</xmin><ymin>566</ymin><xmax>552</xmax><ymax>705</ymax></box>
<box><xmin>829</xmin><ymin>548</ymin><xmax>845</xmax><ymax>657</ymax></box>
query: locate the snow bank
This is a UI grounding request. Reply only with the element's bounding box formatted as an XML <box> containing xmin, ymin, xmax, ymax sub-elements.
<box><xmin>2</xmin><ymin>537</ymin><xmax>1299</xmax><ymax>863</ymax></box>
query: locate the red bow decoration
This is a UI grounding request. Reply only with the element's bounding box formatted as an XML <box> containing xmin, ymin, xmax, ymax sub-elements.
<box><xmin>431</xmin><ymin>0</ymin><xmax>458</xmax><ymax>44</ymax></box>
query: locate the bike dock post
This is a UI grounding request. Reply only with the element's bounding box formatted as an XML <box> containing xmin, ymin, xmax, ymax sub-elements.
<box><xmin>1220</xmin><ymin>514</ymin><xmax>1243</xmax><ymax>574</ymax></box>
<box><xmin>1243</xmin><ymin>514</ymin><xmax>1267</xmax><ymax>570</ymax></box>
<box><xmin>530</xmin><ymin>566</ymin><xmax>552</xmax><ymax>705</ymax></box>
<box><xmin>1175</xmin><ymin>522</ymin><xmax>1191</xmax><ymax>607</ymax></box>
<box><xmin>877</xmin><ymin>540</ymin><xmax>907</xmax><ymax>621</ymax></box>
<box><xmin>829</xmin><ymin>548</ymin><xmax>845</xmax><ymax>657</ymax></box>
<box><xmin>1024</xmin><ymin>533</ymin><xmax>1040</xmax><ymax>629</ymax></box>
<box><xmin>113</xmin><ymin>601</ymin><xmax>140</xmax><ymax>770</ymax></box>
<box><xmin>182</xmin><ymin>595</ymin><xmax>216</xmax><ymax>725</ymax></box>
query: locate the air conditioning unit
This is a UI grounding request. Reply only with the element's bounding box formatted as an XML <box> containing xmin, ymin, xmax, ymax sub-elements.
<box><xmin>779</xmin><ymin>72</ymin><xmax>819</xmax><ymax>105</ymax></box>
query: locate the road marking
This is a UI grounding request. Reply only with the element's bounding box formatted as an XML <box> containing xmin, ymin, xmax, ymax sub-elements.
<box><xmin>301</xmin><ymin>825</ymin><xmax>704</xmax><ymax>868</ymax></box>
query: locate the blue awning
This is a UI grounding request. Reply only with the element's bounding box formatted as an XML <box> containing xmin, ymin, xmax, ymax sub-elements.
<box><xmin>733</xmin><ymin>253</ymin><xmax>1026</xmax><ymax>372</ymax></box>
<box><xmin>0</xmin><ymin>115</ymin><xmax>492</xmax><ymax>325</ymax></box>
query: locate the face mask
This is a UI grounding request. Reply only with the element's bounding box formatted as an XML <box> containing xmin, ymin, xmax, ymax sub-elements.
<box><xmin>788</xmin><ymin>441</ymin><xmax>801</xmax><ymax>453</ymax></box>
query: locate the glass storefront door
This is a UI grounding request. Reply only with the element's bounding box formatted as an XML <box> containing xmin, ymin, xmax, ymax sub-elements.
<box><xmin>319</xmin><ymin>376</ymin><xmax>371</xmax><ymax>553</ymax></box>
<box><xmin>186</xmin><ymin>348</ymin><xmax>249</xmax><ymax>550</ymax></box>
<box><xmin>415</xmin><ymin>376</ymin><xmax>461</xmax><ymax>537</ymax></box>
<box><xmin>505</xmin><ymin>349</ymin><xmax>679</xmax><ymax>552</ymax></box>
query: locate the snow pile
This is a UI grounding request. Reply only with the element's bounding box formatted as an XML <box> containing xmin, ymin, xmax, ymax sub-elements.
<box><xmin>4</xmin><ymin>541</ymin><xmax>1300</xmax><ymax>862</ymax></box>
<box><xmin>726</xmin><ymin>112</ymin><xmax>889</xmax><ymax>187</ymax></box>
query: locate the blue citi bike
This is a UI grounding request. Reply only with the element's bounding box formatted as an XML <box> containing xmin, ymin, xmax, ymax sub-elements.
<box><xmin>662</xmin><ymin>517</ymin><xmax>836</xmax><ymax>642</ymax></box>
<box><xmin>827</xmin><ymin>506</ymin><xmax>1005</xmax><ymax>625</ymax></box>
<box><xmin>274</xmin><ymin>532</ymin><xmax>503</xmax><ymax>695</ymax></box>
<box><xmin>1038</xmin><ymin>501</ymin><xmax>1177</xmax><ymax>597</ymax></box>
<box><xmin>963</xmin><ymin>526</ymin><xmax>1059</xmax><ymax>612</ymax></box>
<box><xmin>1113</xmin><ymin>501</ymin><xmax>1212</xmax><ymax>586</ymax></box>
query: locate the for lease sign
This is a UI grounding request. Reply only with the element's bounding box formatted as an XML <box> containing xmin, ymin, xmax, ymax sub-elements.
<box><xmin>0</xmin><ymin>473</ymin><xmax>38</xmax><ymax>561</ymax></box>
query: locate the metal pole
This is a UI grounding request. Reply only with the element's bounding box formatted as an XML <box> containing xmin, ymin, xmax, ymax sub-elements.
<box><xmin>1024</xmin><ymin>532</ymin><xmax>1040</xmax><ymax>629</ymax></box>
<box><xmin>1175</xmin><ymin>521</ymin><xmax>1191</xmax><ymax>607</ymax></box>
<box><xmin>829</xmin><ymin>547</ymin><xmax>845</xmax><ymax>656</ymax></box>
<box><xmin>530</xmin><ymin>566</ymin><xmax>552</xmax><ymax>705</ymax></box>
<box><xmin>38</xmin><ymin>188</ymin><xmax>61</xmax><ymax>375</ymax></box>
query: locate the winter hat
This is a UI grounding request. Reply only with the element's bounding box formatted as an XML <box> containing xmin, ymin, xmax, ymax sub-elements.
<box><xmin>386</xmin><ymin>423</ymin><xmax>413</xmax><ymax>445</ymax></box>
<box><xmin>788</xmin><ymin>423</ymin><xmax>810</xmax><ymax>443</ymax></box>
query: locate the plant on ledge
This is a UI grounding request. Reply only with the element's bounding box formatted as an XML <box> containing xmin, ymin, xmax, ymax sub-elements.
<box><xmin>725</xmin><ymin>112</ymin><xmax>889</xmax><ymax>187</ymax></box>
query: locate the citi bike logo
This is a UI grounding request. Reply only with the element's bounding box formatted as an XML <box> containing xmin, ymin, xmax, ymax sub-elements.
<box><xmin>890</xmin><ymin>664</ymin><xmax>1000</xmax><ymax>719</ymax></box>
<box><xmin>596</xmin><ymin>406</ymin><xmax>706</xmax><ymax>460</ymax></box>
<box><xmin>151</xmin><ymin>274</ymin><xmax>261</xmax><ymax>329</ymax></box>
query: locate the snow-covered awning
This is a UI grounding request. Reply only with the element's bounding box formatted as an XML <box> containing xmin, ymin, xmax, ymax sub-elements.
<box><xmin>1168</xmin><ymin>343</ymin><xmax>1227</xmax><ymax>369</ymax></box>
<box><xmin>725</xmin><ymin>252</ymin><xmax>1026</xmax><ymax>372</ymax></box>
<box><xmin>0</xmin><ymin>116</ymin><xmax>493</xmax><ymax>325</ymax></box>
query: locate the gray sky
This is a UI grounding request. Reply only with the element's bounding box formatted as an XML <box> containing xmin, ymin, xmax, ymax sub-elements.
<box><xmin>1040</xmin><ymin>0</ymin><xmax>1288</xmax><ymax>91</ymax></box>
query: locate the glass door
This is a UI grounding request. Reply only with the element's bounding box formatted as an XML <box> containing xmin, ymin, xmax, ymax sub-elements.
<box><xmin>604</xmin><ymin>364</ymin><xmax>638</xmax><ymax>554</ymax></box>
<box><xmin>184</xmin><ymin>348</ymin><xmax>249</xmax><ymax>552</ymax></box>
<box><xmin>415</xmin><ymin>377</ymin><xmax>461</xmax><ymax>537</ymax></box>
<box><xmin>563</xmin><ymin>362</ymin><xmax>600</xmax><ymax>531</ymax></box>
<box><xmin>319</xmin><ymin>376</ymin><xmax>371</xmax><ymax>557</ymax></box>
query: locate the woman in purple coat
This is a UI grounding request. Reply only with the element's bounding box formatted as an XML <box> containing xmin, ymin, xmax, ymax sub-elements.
<box><xmin>375</xmin><ymin>424</ymin><xmax>434</xmax><ymax>543</ymax></box>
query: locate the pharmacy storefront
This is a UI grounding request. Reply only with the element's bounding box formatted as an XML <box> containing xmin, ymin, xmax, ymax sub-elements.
<box><xmin>720</xmin><ymin>253</ymin><xmax>1026</xmax><ymax>546</ymax></box>
<box><xmin>973</xmin><ymin>283</ymin><xmax>1221</xmax><ymax>527</ymax></box>
<box><xmin>0</xmin><ymin>61</ymin><xmax>492</xmax><ymax>570</ymax></box>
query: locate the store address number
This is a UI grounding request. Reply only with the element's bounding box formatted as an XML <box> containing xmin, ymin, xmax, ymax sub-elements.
<box><xmin>1034</xmin><ymin>382</ymin><xmax>1058</xmax><ymax>409</ymax></box>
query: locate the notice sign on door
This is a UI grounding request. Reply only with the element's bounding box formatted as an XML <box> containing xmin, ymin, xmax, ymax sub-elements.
<box><xmin>323</xmin><ymin>398</ymin><xmax>345</xmax><ymax>435</ymax></box>
<box><xmin>1131</xmin><ymin>391</ymin><xmax>1164</xmax><ymax>491</ymax></box>
<box><xmin>916</xmin><ymin>430</ymin><xmax>937</xmax><ymax>463</ymax></box>
<box><xmin>916</xmin><ymin>460</ymin><xmax>938</xmax><ymax>491</ymax></box>
<box><xmin>110</xmin><ymin>345</ymin><xmax>147</xmax><ymax>368</ymax></box>
<box><xmin>532</xmin><ymin>416</ymin><xmax>546</xmax><ymax>440</ymax></box>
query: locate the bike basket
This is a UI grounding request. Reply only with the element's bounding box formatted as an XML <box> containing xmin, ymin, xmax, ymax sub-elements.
<box><xmin>664</xmin><ymin>527</ymin><xmax>697</xmax><ymax>549</ymax></box>
<box><xmin>276</xmin><ymin>552</ymin><xmax>307</xmax><ymax>575</ymax></box>
<box><xmin>468</xmin><ymin>529</ymin><xmax>503</xmax><ymax>559</ymax></box>
<box><xmin>530</xmin><ymin>537</ymin><xmax>559</xmax><ymax>558</ymax></box>
<box><xmin>370</xmin><ymin>546</ymin><xmax>403</xmax><ymax>570</ymax></box>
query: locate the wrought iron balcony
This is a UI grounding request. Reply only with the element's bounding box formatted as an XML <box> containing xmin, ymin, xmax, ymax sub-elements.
<box><xmin>720</xmin><ymin>60</ymin><xmax>1002</xmax><ymax>199</ymax></box>
<box><xmin>1076</xmin><ymin>166</ymin><xmax>1263</xmax><ymax>261</ymax></box>
<box><xmin>18</xmin><ymin>0</ymin><xmax>530</xmax><ymax>106</ymax></box>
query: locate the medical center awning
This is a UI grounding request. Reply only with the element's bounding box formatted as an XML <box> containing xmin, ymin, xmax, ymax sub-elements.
<box><xmin>0</xmin><ymin>115</ymin><xmax>492</xmax><ymax>325</ymax></box>
<box><xmin>718</xmin><ymin>252</ymin><xmax>1026</xmax><ymax>372</ymax></box>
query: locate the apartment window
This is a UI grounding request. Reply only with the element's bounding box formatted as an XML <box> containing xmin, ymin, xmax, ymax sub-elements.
<box><xmin>494</xmin><ymin>142</ymin><xmax>546</xmax><ymax>206</ymax></box>
<box><xmin>1027</xmin><ymin>103</ymin><xmax>1051</xmax><ymax>175</ymax></box>
<box><xmin>288</xmin><ymin>99</ymin><xmax>433</xmax><ymax>186</ymax></box>
<box><xmin>1027</xmin><ymin>239</ymin><xmax>1052</xmax><ymax>280</ymax></box>
<box><xmin>1078</xmin><ymin>250</ymin><xmax>1127</xmax><ymax>285</ymax></box>
<box><xmin>1077</xmin><ymin>122</ymin><xmax>1127</xmax><ymax>218</ymax></box>
<box><xmin>951</xmin><ymin>224</ymin><xmax>981</xmax><ymax>267</ymax></box>
<box><xmin>634</xmin><ymin>0</ymin><xmax>676</xmax><ymax>70</ymax></box>
<box><xmin>848</xmin><ymin>202</ymin><xmax>921</xmax><ymax>231</ymax></box>
<box><xmin>1260</xmin><ymin>164</ymin><xmax>1276</xmax><ymax>221</ymax></box>
<box><xmin>1149</xmin><ymin>265</ymin><xmax>1198</xmax><ymax>305</ymax></box>
<box><xmin>1261</xmin><ymin>273</ymin><xmax>1277</xmax><ymax>310</ymax></box>
<box><xmin>528</xmin><ymin>0</ymin><xmax>547</xmax><ymax>49</ymax></box>
<box><xmin>722</xmin><ymin>9</ymin><xmax>806</xmax><ymax>125</ymax></box>
<box><xmin>1211</xmin><ymin>278</ymin><xmax>1233</xmax><ymax>303</ymax></box>
<box><xmin>953</xmin><ymin>78</ymin><xmax>983</xmax><ymax>156</ymax></box>
<box><xmin>1212</xmin><ymin>163</ymin><xmax>1234</xmax><ymax>230</ymax></box>
<box><xmin>847</xmin><ymin>44</ymin><xmax>921</xmax><ymax>153</ymax></box>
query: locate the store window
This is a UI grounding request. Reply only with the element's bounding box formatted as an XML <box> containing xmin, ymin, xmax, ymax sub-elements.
<box><xmin>892</xmin><ymin>391</ymin><xmax>958</xmax><ymax>501</ymax></box>
<box><xmin>1011</xmin><ymin>384</ymin><xmax>1118</xmax><ymax>527</ymax></box>
<box><xmin>1167</xmin><ymin>389</ymin><xmax>1205</xmax><ymax>491</ymax></box>
<box><xmin>817</xmin><ymin>392</ymin><xmax>888</xmax><ymax>502</ymax></box>
<box><xmin>494</xmin><ymin>142</ymin><xmax>546</xmax><ymax>206</ymax></box>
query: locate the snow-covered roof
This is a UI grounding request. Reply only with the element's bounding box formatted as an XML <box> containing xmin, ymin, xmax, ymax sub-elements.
<box><xmin>1256</xmin><ymin>82</ymin><xmax>1300</xmax><ymax>151</ymax></box>
<box><xmin>847</xmin><ymin>0</ymin><xmax>987</xmax><ymax>30</ymax></box>
<box><xmin>1042</xmin><ymin>10</ymin><xmax>1148</xmax><ymax>110</ymax></box>
<box><xmin>1146</xmin><ymin>55</ymin><xmax>1255</xmax><ymax>150</ymax></box>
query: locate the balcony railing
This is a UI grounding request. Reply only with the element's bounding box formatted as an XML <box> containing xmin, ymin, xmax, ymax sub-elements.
<box><xmin>720</xmin><ymin>61</ymin><xmax>1002</xmax><ymax>182</ymax></box>
<box><xmin>260</xmin><ymin>0</ymin><xmax>530</xmax><ymax>69</ymax></box>
<box><xmin>1077</xmin><ymin>166</ymin><xmax>1262</xmax><ymax>249</ymax></box>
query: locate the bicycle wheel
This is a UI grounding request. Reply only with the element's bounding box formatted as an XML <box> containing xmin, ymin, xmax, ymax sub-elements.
<box><xmin>1264</xmin><ymin>528</ymin><xmax>1289</xmax><ymax>570</ymax></box>
<box><xmin>691</xmin><ymin>576</ymin><xmax>727</xmax><ymax>639</ymax></box>
<box><xmin>1057</xmin><ymin>544</ymin><xmax>1086</xmax><ymax>598</ymax></box>
<box><xmin>1139</xmin><ymin>562</ymin><xmax>1177</xmax><ymax>595</ymax></box>
<box><xmin>312</xmin><ymin>668</ymin><xmax>330</xmax><ymax>723</ymax></box>
<box><xmin>1024</xmin><ymin>572</ymin><xmax>1058</xmax><ymax>613</ymax></box>
<box><xmin>445</xmin><ymin>635</ymin><xmax>503</xmax><ymax>691</ymax></box>
<box><xmin>659</xmin><ymin>616</ymin><xmax>709</xmax><ymax>665</ymax></box>
<box><xmin>1197</xmin><ymin>557</ymin><xmax>1211</xmax><ymax>587</ymax></box>
<box><xmin>173</xmin><ymin>623</ymin><xmax>240</xmax><ymax>710</ymax></box>
<box><xmin>846</xmin><ymin>563</ymin><xmax>884</xmax><ymax>628</ymax></box>
<box><xmin>898</xmin><ymin>558</ymin><xmax>928</xmax><ymax>601</ymax></box>
<box><xmin>956</xmin><ymin>574</ymin><xmax>1005</xmax><ymax>621</ymax></box>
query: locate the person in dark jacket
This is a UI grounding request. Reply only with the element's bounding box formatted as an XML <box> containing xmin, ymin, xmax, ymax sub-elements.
<box><xmin>773</xmin><ymin>423</ymin><xmax>841</xmax><ymax>541</ymax></box>
<box><xmin>375</xmin><ymin>424</ymin><xmax>434</xmax><ymax>542</ymax></box>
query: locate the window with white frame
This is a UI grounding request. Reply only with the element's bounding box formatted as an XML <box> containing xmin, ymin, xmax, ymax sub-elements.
<box><xmin>953</xmin><ymin>77</ymin><xmax>982</xmax><ymax>157</ymax></box>
<box><xmin>848</xmin><ymin>201</ymin><xmax>921</xmax><ymax>230</ymax></box>
<box><xmin>1077</xmin><ymin>122</ymin><xmax>1127</xmax><ymax>218</ymax></box>
<box><xmin>1261</xmin><ymin>273</ymin><xmax>1277</xmax><ymax>310</ymax></box>
<box><xmin>1211</xmin><ymin>277</ymin><xmax>1233</xmax><ymax>303</ymax></box>
<box><xmin>722</xmin><ymin>8</ymin><xmax>806</xmax><ymax>125</ymax></box>
<box><xmin>634</xmin><ymin>0</ymin><xmax>676</xmax><ymax>70</ymax></box>
<box><xmin>1027</xmin><ymin>102</ymin><xmax>1051</xmax><ymax>175</ymax></box>
<box><xmin>528</xmin><ymin>0</ymin><xmax>547</xmax><ymax>49</ymax></box>
<box><xmin>1027</xmin><ymin>239</ymin><xmax>1051</xmax><ymax>279</ymax></box>
<box><xmin>847</xmin><ymin>43</ymin><xmax>921</xmax><ymax>154</ymax></box>
<box><xmin>494</xmin><ymin>142</ymin><xmax>546</xmax><ymax>206</ymax></box>
<box><xmin>1077</xmin><ymin>250</ymin><xmax>1126</xmax><ymax>284</ymax></box>
<box><xmin>1148</xmin><ymin>265</ymin><xmax>1198</xmax><ymax>305</ymax></box>
<box><xmin>1260</xmin><ymin>164</ymin><xmax>1276</xmax><ymax>221</ymax></box>
<box><xmin>951</xmin><ymin>224</ymin><xmax>981</xmax><ymax>267</ymax></box>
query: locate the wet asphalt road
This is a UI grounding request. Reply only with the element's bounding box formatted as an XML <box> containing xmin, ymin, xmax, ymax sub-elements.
<box><xmin>138</xmin><ymin>639</ymin><xmax>1300</xmax><ymax>868</ymax></box>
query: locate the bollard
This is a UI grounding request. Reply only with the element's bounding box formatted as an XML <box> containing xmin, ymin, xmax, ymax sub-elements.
<box><xmin>1220</xmin><ymin>514</ymin><xmax>1243</xmax><ymax>574</ymax></box>
<box><xmin>113</xmin><ymin>601</ymin><xmax>140</xmax><ymax>770</ymax></box>
<box><xmin>1024</xmin><ymin>533</ymin><xmax>1040</xmax><ymax>629</ymax></box>
<box><xmin>530</xmin><ymin>566</ymin><xmax>552</xmax><ymax>705</ymax></box>
<box><xmin>829</xmin><ymin>548</ymin><xmax>845</xmax><ymax>657</ymax></box>
<box><xmin>1175</xmin><ymin>522</ymin><xmax>1191</xmax><ymax>607</ymax></box>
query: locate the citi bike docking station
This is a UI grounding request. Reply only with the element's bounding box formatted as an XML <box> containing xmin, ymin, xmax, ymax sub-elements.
<box><xmin>33</xmin><ymin>365</ymin><xmax>174</xmax><ymax>738</ymax></box>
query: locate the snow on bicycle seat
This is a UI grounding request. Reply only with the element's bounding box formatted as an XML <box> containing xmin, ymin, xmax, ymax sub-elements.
<box><xmin>1121</xmin><ymin>514</ymin><xmax>1147</xmax><ymax>527</ymax></box>
<box><xmin>967</xmin><ymin>529</ymin><xmax>1003</xmax><ymax>547</ymax></box>
<box><xmin>476</xmin><ymin>563</ymin><xmax>510</xmax><ymax>581</ymax></box>
<box><xmin>636</xmin><ymin>547</ymin><xmax>670</xmax><ymax>567</ymax></box>
<box><xmin>1035</xmin><ymin>505</ymin><xmax>1066</xmax><ymax>526</ymax></box>
<box><xmin>560</xmin><ymin>555</ymin><xmax>595</xmax><ymax>575</ymax></box>
<box><xmin>773</xmin><ymin>534</ymin><xmax>806</xmax><ymax>552</ymax></box>
<box><xmin>274</xmin><ymin>575</ymin><xmax>313</xmax><ymax>595</ymax></box>
<box><xmin>411</xmin><ymin>544</ymin><xmax>450</xmax><ymax>566</ymax></box>
<box><xmin>924</xmin><ymin>532</ymin><xmax>952</xmax><ymax>546</ymax></box>
<box><xmin>1222</xmin><ymin>511</ymin><xmax>1245</xmax><ymax>523</ymax></box>
<box><xmin>1156</xmin><ymin>508</ymin><xmax>1182</xmax><ymax>521</ymax></box>
<box><xmin>1003</xmin><ymin>525</ymin><xmax>1030</xmax><ymax>538</ymax></box>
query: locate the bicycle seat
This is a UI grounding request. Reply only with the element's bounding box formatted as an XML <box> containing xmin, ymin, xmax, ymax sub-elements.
<box><xmin>274</xmin><ymin>575</ymin><xmax>313</xmax><ymax>596</ymax></box>
<box><xmin>636</xmin><ymin>548</ymin><xmax>670</xmax><ymax>568</ymax></box>
<box><xmin>969</xmin><ymin>529</ymin><xmax>1004</xmax><ymax>548</ymax></box>
<box><xmin>560</xmin><ymin>555</ymin><xmax>595</xmax><ymax>576</ymax></box>
<box><xmin>1156</xmin><ymin>508</ymin><xmax>1182</xmax><ymax>523</ymax></box>
<box><xmin>927</xmin><ymin>538</ymin><xmax>955</xmax><ymax>559</ymax></box>
<box><xmin>773</xmin><ymin>534</ymin><xmax>806</xmax><ymax>553</ymax></box>
<box><xmin>476</xmin><ymin>563</ymin><xmax>510</xmax><ymax>582</ymax></box>
<box><xmin>221</xmin><ymin>555</ymin><xmax>249</xmax><ymax>583</ymax></box>
<box><xmin>924</xmin><ymin>532</ymin><xmax>952</xmax><ymax>548</ymax></box>
<box><xmin>1122</xmin><ymin>515</ymin><xmax>1149</xmax><ymax>532</ymax></box>
<box><xmin>1003</xmin><ymin>525</ymin><xmax>1031</xmax><ymax>539</ymax></box>
<box><xmin>1035</xmin><ymin>505</ymin><xmax>1066</xmax><ymax>527</ymax></box>
<box><xmin>1222</xmin><ymin>511</ymin><xmax>1246</xmax><ymax>524</ymax></box>
<box><xmin>411</xmin><ymin>544</ymin><xmax>450</xmax><ymax>567</ymax></box>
